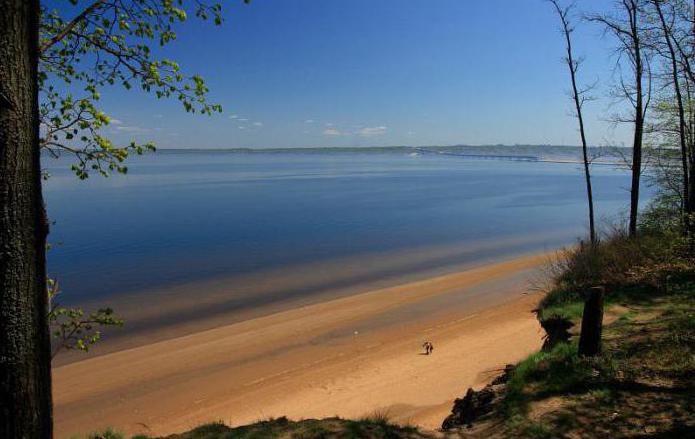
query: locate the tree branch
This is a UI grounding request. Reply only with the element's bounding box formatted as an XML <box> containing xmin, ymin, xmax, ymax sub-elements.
<box><xmin>41</xmin><ymin>0</ymin><xmax>108</xmax><ymax>54</ymax></box>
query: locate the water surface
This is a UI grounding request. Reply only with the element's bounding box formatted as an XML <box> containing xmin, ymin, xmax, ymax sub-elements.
<box><xmin>43</xmin><ymin>149</ymin><xmax>640</xmax><ymax>310</ymax></box>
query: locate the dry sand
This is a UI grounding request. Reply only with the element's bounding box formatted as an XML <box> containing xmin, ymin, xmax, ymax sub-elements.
<box><xmin>53</xmin><ymin>253</ymin><xmax>548</xmax><ymax>437</ymax></box>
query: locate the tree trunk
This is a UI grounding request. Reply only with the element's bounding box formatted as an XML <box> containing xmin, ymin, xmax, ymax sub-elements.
<box><xmin>689</xmin><ymin>158</ymin><xmax>695</xmax><ymax>241</ymax></box>
<box><xmin>629</xmin><ymin>111</ymin><xmax>643</xmax><ymax>237</ymax></box>
<box><xmin>0</xmin><ymin>0</ymin><xmax>53</xmax><ymax>437</ymax></box>
<box><xmin>567</xmin><ymin>23</ymin><xmax>596</xmax><ymax>245</ymax></box>
<box><xmin>551</xmin><ymin>0</ymin><xmax>596</xmax><ymax>245</ymax></box>
<box><xmin>578</xmin><ymin>286</ymin><xmax>605</xmax><ymax>357</ymax></box>
<box><xmin>628</xmin><ymin>2</ymin><xmax>645</xmax><ymax>238</ymax></box>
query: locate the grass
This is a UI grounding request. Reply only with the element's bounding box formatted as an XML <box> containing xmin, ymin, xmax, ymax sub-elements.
<box><xmin>536</xmin><ymin>301</ymin><xmax>585</xmax><ymax>321</ymax></box>
<box><xmin>70</xmin><ymin>429</ymin><xmax>126</xmax><ymax>439</ymax></box>
<box><xmin>498</xmin><ymin>229</ymin><xmax>695</xmax><ymax>438</ymax></box>
<box><xmin>117</xmin><ymin>416</ymin><xmax>433</xmax><ymax>439</ymax></box>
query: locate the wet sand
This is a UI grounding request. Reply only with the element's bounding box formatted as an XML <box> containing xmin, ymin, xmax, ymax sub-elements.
<box><xmin>53</xmin><ymin>253</ymin><xmax>548</xmax><ymax>437</ymax></box>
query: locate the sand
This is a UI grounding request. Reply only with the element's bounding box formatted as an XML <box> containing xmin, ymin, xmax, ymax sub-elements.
<box><xmin>53</xmin><ymin>253</ymin><xmax>548</xmax><ymax>438</ymax></box>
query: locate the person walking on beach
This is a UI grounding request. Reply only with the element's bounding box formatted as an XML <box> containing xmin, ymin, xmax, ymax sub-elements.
<box><xmin>422</xmin><ymin>341</ymin><xmax>434</xmax><ymax>355</ymax></box>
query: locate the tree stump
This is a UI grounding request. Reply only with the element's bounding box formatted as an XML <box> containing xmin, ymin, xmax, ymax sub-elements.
<box><xmin>578</xmin><ymin>286</ymin><xmax>605</xmax><ymax>357</ymax></box>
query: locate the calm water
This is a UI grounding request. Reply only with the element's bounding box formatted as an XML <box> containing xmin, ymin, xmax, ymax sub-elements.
<box><xmin>43</xmin><ymin>149</ymin><xmax>641</xmax><ymax>308</ymax></box>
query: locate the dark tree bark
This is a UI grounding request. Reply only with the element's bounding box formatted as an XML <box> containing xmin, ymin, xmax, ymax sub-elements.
<box><xmin>688</xmin><ymin>0</ymin><xmax>695</xmax><ymax>241</ymax></box>
<box><xmin>628</xmin><ymin>2</ymin><xmax>646</xmax><ymax>238</ymax></box>
<box><xmin>550</xmin><ymin>0</ymin><xmax>597</xmax><ymax>245</ymax></box>
<box><xmin>0</xmin><ymin>0</ymin><xmax>53</xmax><ymax>437</ymax></box>
<box><xmin>578</xmin><ymin>286</ymin><xmax>606</xmax><ymax>357</ymax></box>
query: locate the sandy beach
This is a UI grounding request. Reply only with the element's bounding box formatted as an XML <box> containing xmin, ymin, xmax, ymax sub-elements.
<box><xmin>53</xmin><ymin>253</ymin><xmax>548</xmax><ymax>438</ymax></box>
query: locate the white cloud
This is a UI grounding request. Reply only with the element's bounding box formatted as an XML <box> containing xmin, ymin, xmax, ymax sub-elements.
<box><xmin>323</xmin><ymin>128</ymin><xmax>343</xmax><ymax>136</ymax></box>
<box><xmin>325</xmin><ymin>122</ymin><xmax>334</xmax><ymax>127</ymax></box>
<box><xmin>229</xmin><ymin>114</ymin><xmax>239</xmax><ymax>119</ymax></box>
<box><xmin>253</xmin><ymin>122</ymin><xmax>263</xmax><ymax>127</ymax></box>
<box><xmin>304</xmin><ymin>119</ymin><xmax>314</xmax><ymax>124</ymax></box>
<box><xmin>238</xmin><ymin>126</ymin><xmax>246</xmax><ymax>130</ymax></box>
<box><xmin>238</xmin><ymin>118</ymin><xmax>249</xmax><ymax>122</ymax></box>
<box><xmin>358</xmin><ymin>126</ymin><xmax>388</xmax><ymax>137</ymax></box>
<box><xmin>115</xmin><ymin>125</ymin><xmax>149</xmax><ymax>133</ymax></box>
<box><xmin>109</xmin><ymin>118</ymin><xmax>123</xmax><ymax>125</ymax></box>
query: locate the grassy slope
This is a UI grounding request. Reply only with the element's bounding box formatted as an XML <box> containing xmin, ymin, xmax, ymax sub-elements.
<box><xmin>499</xmin><ymin>274</ymin><xmax>694</xmax><ymax>438</ymax></box>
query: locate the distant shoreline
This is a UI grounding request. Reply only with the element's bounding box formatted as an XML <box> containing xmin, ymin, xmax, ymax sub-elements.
<box><xmin>129</xmin><ymin>145</ymin><xmax>634</xmax><ymax>166</ymax></box>
<box><xmin>152</xmin><ymin>143</ymin><xmax>629</xmax><ymax>153</ymax></box>
<box><xmin>45</xmin><ymin>145</ymin><xmax>634</xmax><ymax>169</ymax></box>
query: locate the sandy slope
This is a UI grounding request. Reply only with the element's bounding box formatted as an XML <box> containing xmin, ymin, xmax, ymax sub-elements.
<box><xmin>53</xmin><ymin>254</ymin><xmax>547</xmax><ymax>437</ymax></box>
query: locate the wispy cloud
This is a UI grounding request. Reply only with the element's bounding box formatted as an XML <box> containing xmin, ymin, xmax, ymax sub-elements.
<box><xmin>109</xmin><ymin>118</ymin><xmax>123</xmax><ymax>125</ymax></box>
<box><xmin>115</xmin><ymin>125</ymin><xmax>150</xmax><ymax>133</ymax></box>
<box><xmin>358</xmin><ymin>126</ymin><xmax>388</xmax><ymax>137</ymax></box>
<box><xmin>238</xmin><ymin>118</ymin><xmax>249</xmax><ymax>122</ymax></box>
<box><xmin>304</xmin><ymin>119</ymin><xmax>315</xmax><ymax>124</ymax></box>
<box><xmin>253</xmin><ymin>121</ymin><xmax>263</xmax><ymax>127</ymax></box>
<box><xmin>321</xmin><ymin>125</ymin><xmax>388</xmax><ymax>138</ymax></box>
<box><xmin>323</xmin><ymin>128</ymin><xmax>343</xmax><ymax>136</ymax></box>
<box><xmin>228</xmin><ymin>114</ymin><xmax>239</xmax><ymax>119</ymax></box>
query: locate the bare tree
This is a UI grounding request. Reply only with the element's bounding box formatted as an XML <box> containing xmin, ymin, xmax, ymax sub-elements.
<box><xmin>650</xmin><ymin>0</ymin><xmax>693</xmax><ymax>236</ymax></box>
<box><xmin>549</xmin><ymin>0</ymin><xmax>597</xmax><ymax>245</ymax></box>
<box><xmin>589</xmin><ymin>0</ymin><xmax>652</xmax><ymax>237</ymax></box>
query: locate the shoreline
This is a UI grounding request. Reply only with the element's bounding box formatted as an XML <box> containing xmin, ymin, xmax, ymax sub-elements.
<box><xmin>53</xmin><ymin>253</ymin><xmax>549</xmax><ymax>437</ymax></box>
<box><xmin>54</xmin><ymin>236</ymin><xmax>566</xmax><ymax>366</ymax></box>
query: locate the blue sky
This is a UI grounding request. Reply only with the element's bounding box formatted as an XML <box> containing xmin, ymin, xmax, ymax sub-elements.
<box><xmin>80</xmin><ymin>0</ymin><xmax>631</xmax><ymax>149</ymax></box>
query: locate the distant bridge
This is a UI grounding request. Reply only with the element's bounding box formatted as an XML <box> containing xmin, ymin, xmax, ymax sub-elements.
<box><xmin>413</xmin><ymin>148</ymin><xmax>539</xmax><ymax>162</ymax></box>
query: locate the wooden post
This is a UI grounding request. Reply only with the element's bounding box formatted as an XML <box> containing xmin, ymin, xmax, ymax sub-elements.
<box><xmin>578</xmin><ymin>286</ymin><xmax>605</xmax><ymax>357</ymax></box>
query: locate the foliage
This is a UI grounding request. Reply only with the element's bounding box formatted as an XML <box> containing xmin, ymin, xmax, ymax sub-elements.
<box><xmin>47</xmin><ymin>277</ymin><xmax>124</xmax><ymax>358</ymax></box>
<box><xmin>39</xmin><ymin>0</ymin><xmax>248</xmax><ymax>178</ymax></box>
<box><xmin>540</xmin><ymin>217</ymin><xmax>691</xmax><ymax>314</ymax></box>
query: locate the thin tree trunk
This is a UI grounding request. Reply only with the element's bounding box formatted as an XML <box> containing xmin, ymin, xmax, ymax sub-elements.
<box><xmin>689</xmin><ymin>0</ymin><xmax>695</xmax><ymax>240</ymax></box>
<box><xmin>581</xmin><ymin>122</ymin><xmax>597</xmax><ymax>246</ymax></box>
<box><xmin>653</xmin><ymin>0</ymin><xmax>690</xmax><ymax>236</ymax></box>
<box><xmin>0</xmin><ymin>0</ymin><xmax>53</xmax><ymax>437</ymax></box>
<box><xmin>689</xmin><ymin>158</ymin><xmax>695</xmax><ymax>240</ymax></box>
<box><xmin>552</xmin><ymin>0</ymin><xmax>596</xmax><ymax>244</ymax></box>
<box><xmin>568</xmin><ymin>48</ymin><xmax>597</xmax><ymax>246</ymax></box>
<box><xmin>629</xmin><ymin>6</ymin><xmax>645</xmax><ymax>238</ymax></box>
<box><xmin>629</xmin><ymin>114</ymin><xmax>643</xmax><ymax>237</ymax></box>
